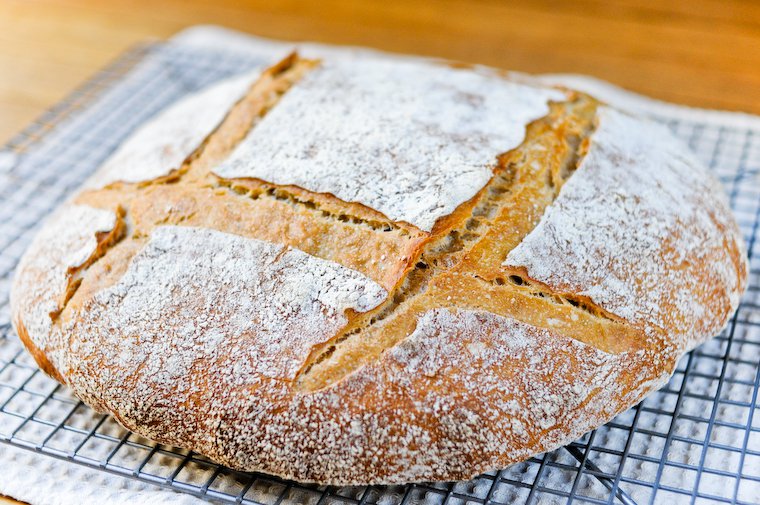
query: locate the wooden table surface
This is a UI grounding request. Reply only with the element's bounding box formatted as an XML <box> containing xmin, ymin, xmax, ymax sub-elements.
<box><xmin>1</xmin><ymin>0</ymin><xmax>760</xmax><ymax>146</ymax></box>
<box><xmin>0</xmin><ymin>0</ymin><xmax>759</xmax><ymax>502</ymax></box>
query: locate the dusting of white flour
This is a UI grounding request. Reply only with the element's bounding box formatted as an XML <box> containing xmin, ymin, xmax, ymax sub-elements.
<box><xmin>505</xmin><ymin>107</ymin><xmax>744</xmax><ymax>345</ymax></box>
<box><xmin>86</xmin><ymin>69</ymin><xmax>260</xmax><ymax>189</ymax></box>
<box><xmin>65</xmin><ymin>226</ymin><xmax>386</xmax><ymax>385</ymax></box>
<box><xmin>11</xmin><ymin>204</ymin><xmax>116</xmax><ymax>371</ymax></box>
<box><xmin>63</xmin><ymin>287</ymin><xmax>665</xmax><ymax>484</ymax></box>
<box><xmin>213</xmin><ymin>58</ymin><xmax>564</xmax><ymax>231</ymax></box>
<box><xmin>11</xmin><ymin>52</ymin><xmax>747</xmax><ymax>486</ymax></box>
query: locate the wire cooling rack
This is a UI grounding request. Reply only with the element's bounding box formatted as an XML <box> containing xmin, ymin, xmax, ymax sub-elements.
<box><xmin>0</xmin><ymin>41</ymin><xmax>759</xmax><ymax>505</ymax></box>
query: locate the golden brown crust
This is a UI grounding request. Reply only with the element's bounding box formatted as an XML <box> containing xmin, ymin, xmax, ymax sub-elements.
<box><xmin>10</xmin><ymin>53</ymin><xmax>748</xmax><ymax>485</ymax></box>
<box><xmin>13</xmin><ymin>316</ymin><xmax>63</xmax><ymax>383</ymax></box>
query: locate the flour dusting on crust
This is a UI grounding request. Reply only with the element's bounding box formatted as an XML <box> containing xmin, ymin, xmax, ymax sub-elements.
<box><xmin>86</xmin><ymin>70</ymin><xmax>261</xmax><ymax>189</ymax></box>
<box><xmin>10</xmin><ymin>205</ymin><xmax>116</xmax><ymax>371</ymax></box>
<box><xmin>9</xmin><ymin>51</ymin><xmax>749</xmax><ymax>486</ymax></box>
<box><xmin>65</xmin><ymin>226</ymin><xmax>386</xmax><ymax>389</ymax></box>
<box><xmin>63</xmin><ymin>304</ymin><xmax>665</xmax><ymax>483</ymax></box>
<box><xmin>214</xmin><ymin>59</ymin><xmax>564</xmax><ymax>231</ymax></box>
<box><xmin>328</xmin><ymin>309</ymin><xmax>665</xmax><ymax>482</ymax></box>
<box><xmin>505</xmin><ymin>107</ymin><xmax>746</xmax><ymax>345</ymax></box>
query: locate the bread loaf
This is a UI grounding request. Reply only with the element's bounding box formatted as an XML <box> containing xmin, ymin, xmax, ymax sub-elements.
<box><xmin>11</xmin><ymin>52</ymin><xmax>747</xmax><ymax>485</ymax></box>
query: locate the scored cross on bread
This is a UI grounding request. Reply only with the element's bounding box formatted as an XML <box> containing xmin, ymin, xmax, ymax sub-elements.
<box><xmin>11</xmin><ymin>52</ymin><xmax>747</xmax><ymax>484</ymax></box>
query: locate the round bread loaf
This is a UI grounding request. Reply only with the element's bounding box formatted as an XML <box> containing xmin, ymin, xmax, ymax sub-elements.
<box><xmin>11</xmin><ymin>52</ymin><xmax>748</xmax><ymax>485</ymax></box>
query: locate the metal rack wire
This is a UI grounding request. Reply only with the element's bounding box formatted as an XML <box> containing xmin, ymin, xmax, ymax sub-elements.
<box><xmin>0</xmin><ymin>42</ymin><xmax>758</xmax><ymax>505</ymax></box>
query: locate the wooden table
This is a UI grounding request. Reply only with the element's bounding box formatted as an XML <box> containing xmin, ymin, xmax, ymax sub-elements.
<box><xmin>0</xmin><ymin>0</ymin><xmax>758</xmax><ymax>502</ymax></box>
<box><xmin>1</xmin><ymin>0</ymin><xmax>760</xmax><ymax>145</ymax></box>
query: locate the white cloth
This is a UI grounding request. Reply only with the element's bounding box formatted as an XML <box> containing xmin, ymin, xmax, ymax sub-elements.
<box><xmin>0</xmin><ymin>444</ymin><xmax>205</xmax><ymax>504</ymax></box>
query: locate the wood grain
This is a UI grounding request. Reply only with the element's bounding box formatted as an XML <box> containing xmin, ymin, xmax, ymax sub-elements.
<box><xmin>0</xmin><ymin>0</ymin><xmax>759</xmax><ymax>145</ymax></box>
<box><xmin>0</xmin><ymin>0</ymin><xmax>758</xmax><ymax>501</ymax></box>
